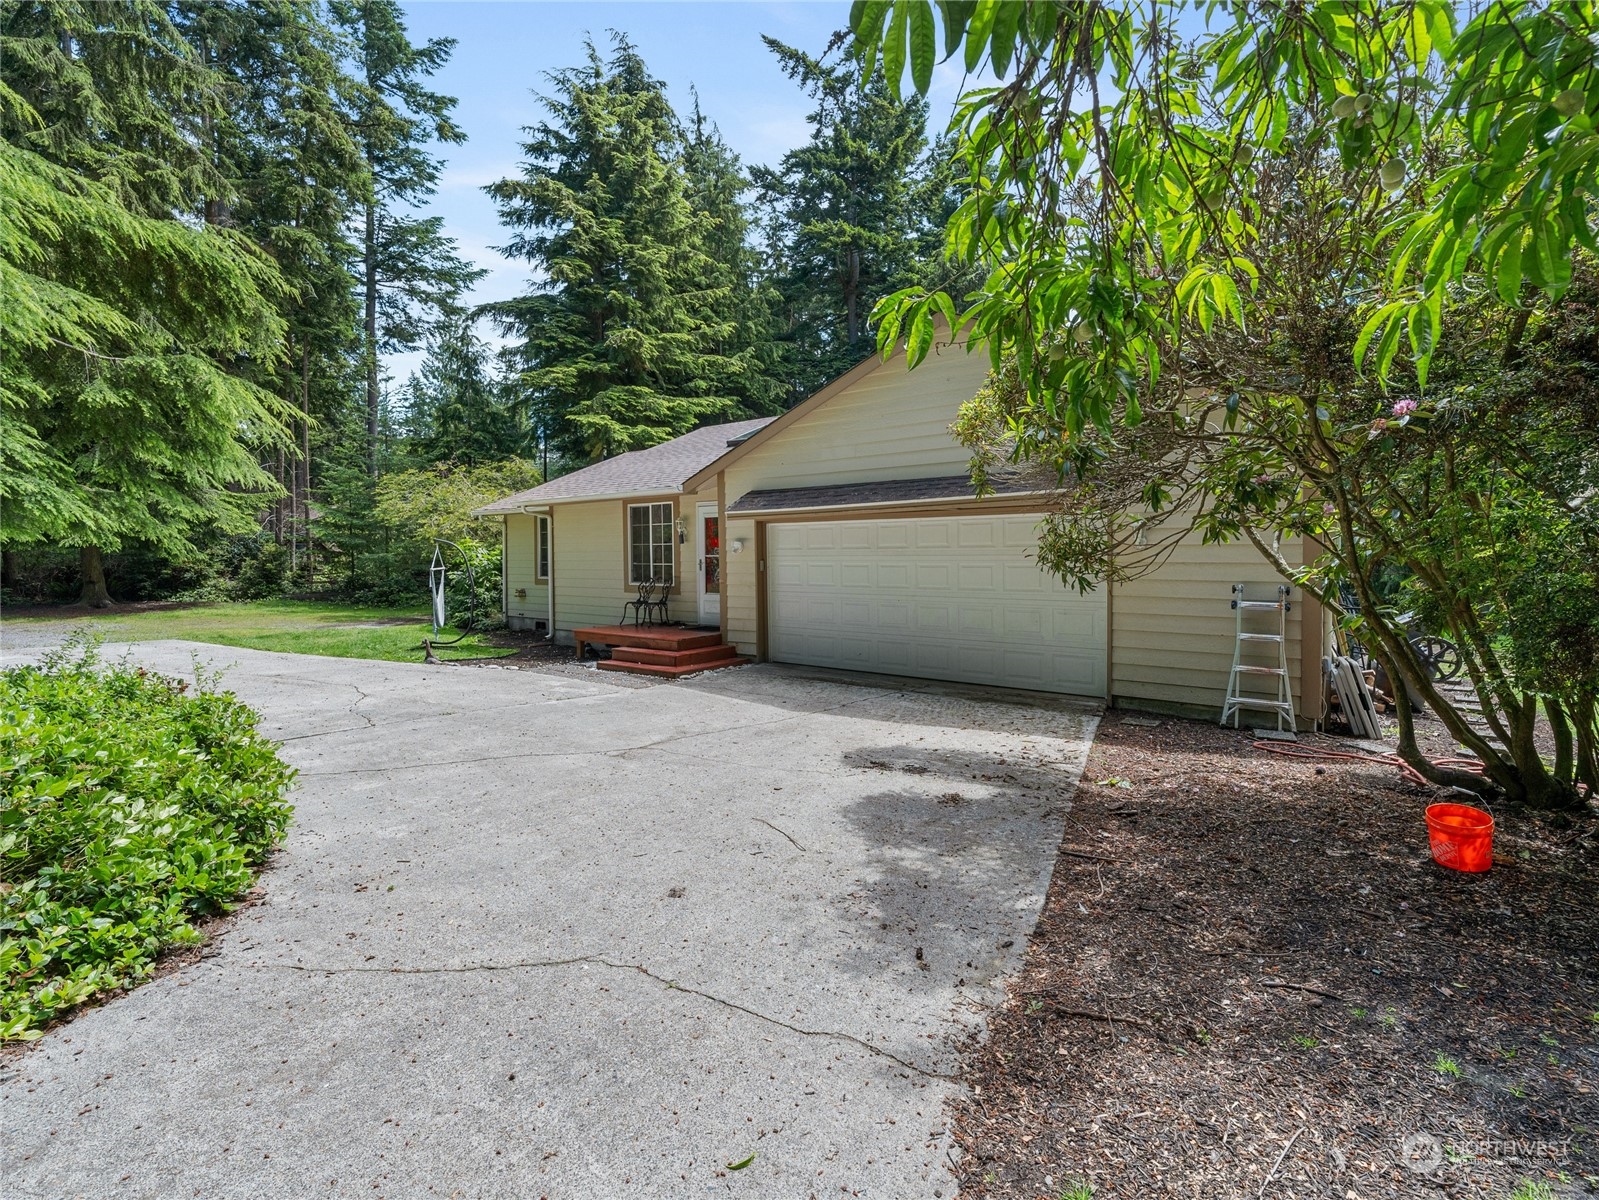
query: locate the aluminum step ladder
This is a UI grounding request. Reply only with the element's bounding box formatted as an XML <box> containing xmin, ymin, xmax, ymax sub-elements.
<box><xmin>1221</xmin><ymin>583</ymin><xmax>1296</xmax><ymax>731</ymax></box>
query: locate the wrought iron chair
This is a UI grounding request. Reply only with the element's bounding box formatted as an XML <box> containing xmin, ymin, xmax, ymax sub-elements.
<box><xmin>643</xmin><ymin>576</ymin><xmax>671</xmax><ymax>626</ymax></box>
<box><xmin>621</xmin><ymin>577</ymin><xmax>657</xmax><ymax>626</ymax></box>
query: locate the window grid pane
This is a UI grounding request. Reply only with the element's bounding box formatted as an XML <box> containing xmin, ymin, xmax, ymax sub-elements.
<box><xmin>629</xmin><ymin>503</ymin><xmax>674</xmax><ymax>585</ymax></box>
<box><xmin>652</xmin><ymin>504</ymin><xmax>673</xmax><ymax>584</ymax></box>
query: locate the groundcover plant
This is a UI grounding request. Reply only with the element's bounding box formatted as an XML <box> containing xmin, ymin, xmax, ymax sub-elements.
<box><xmin>0</xmin><ymin>638</ymin><xmax>295</xmax><ymax>1038</ymax></box>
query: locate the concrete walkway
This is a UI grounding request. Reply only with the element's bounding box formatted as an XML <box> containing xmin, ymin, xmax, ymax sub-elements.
<box><xmin>1</xmin><ymin>642</ymin><xmax>1098</xmax><ymax>1199</ymax></box>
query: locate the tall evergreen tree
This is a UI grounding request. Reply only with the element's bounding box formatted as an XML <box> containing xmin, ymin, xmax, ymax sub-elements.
<box><xmin>487</xmin><ymin>35</ymin><xmax>757</xmax><ymax>461</ymax></box>
<box><xmin>0</xmin><ymin>140</ymin><xmax>294</xmax><ymax>606</ymax></box>
<box><xmin>0</xmin><ymin>0</ymin><xmax>224</xmax><ymax>216</ymax></box>
<box><xmin>2</xmin><ymin>2</ymin><xmax>308</xmax><ymax>603</ymax></box>
<box><xmin>681</xmin><ymin>95</ymin><xmax>783</xmax><ymax>418</ymax></box>
<box><xmin>752</xmin><ymin>38</ymin><xmax>940</xmax><ymax>402</ymax></box>
<box><xmin>185</xmin><ymin>0</ymin><xmax>366</xmax><ymax>583</ymax></box>
<box><xmin>331</xmin><ymin>0</ymin><xmax>482</xmax><ymax>476</ymax></box>
<box><xmin>403</xmin><ymin>316</ymin><xmax>522</xmax><ymax>465</ymax></box>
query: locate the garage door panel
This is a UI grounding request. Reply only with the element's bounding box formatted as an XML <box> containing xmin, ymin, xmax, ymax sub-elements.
<box><xmin>840</xmin><ymin>524</ymin><xmax>874</xmax><ymax>550</ymax></box>
<box><xmin>839</xmin><ymin>599</ymin><xmax>873</xmax><ymax>626</ymax></box>
<box><xmin>1052</xmin><ymin>608</ymin><xmax>1101</xmax><ymax>640</ymax></box>
<box><xmin>802</xmin><ymin>525</ymin><xmax>837</xmax><ymax>551</ymax></box>
<box><xmin>805</xmin><ymin>563</ymin><xmax>837</xmax><ymax>587</ymax></box>
<box><xmin>877</xmin><ymin>602</ymin><xmax>911</xmax><ymax>630</ymax></box>
<box><xmin>1002</xmin><ymin>563</ymin><xmax>1048</xmax><ymax>592</ymax></box>
<box><xmin>877</xmin><ymin>642</ymin><xmax>914</xmax><ymax>669</ymax></box>
<box><xmin>958</xmin><ymin>563</ymin><xmax>996</xmax><ymax>589</ymax></box>
<box><xmin>766</xmin><ymin>514</ymin><xmax>1107</xmax><ymax>697</ymax></box>
<box><xmin>957</xmin><ymin>521</ymin><xmax>998</xmax><ymax>548</ymax></box>
<box><xmin>958</xmin><ymin>605</ymin><xmax>997</xmax><ymax>635</ymax></box>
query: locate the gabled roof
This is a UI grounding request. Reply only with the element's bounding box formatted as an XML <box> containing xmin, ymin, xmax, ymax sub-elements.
<box><xmin>474</xmin><ymin>417</ymin><xmax>774</xmax><ymax>514</ymax></box>
<box><xmin>680</xmin><ymin>351</ymin><xmax>893</xmax><ymax>494</ymax></box>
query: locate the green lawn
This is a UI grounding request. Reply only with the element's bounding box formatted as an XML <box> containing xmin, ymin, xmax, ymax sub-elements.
<box><xmin>1</xmin><ymin>599</ymin><xmax>515</xmax><ymax>663</ymax></box>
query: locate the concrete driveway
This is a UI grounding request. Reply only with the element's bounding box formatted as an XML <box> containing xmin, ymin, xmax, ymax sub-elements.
<box><xmin>2</xmin><ymin>642</ymin><xmax>1098</xmax><ymax>1199</ymax></box>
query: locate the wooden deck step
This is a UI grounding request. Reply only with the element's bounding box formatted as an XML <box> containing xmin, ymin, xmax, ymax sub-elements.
<box><xmin>611</xmin><ymin>644</ymin><xmax>741</xmax><ymax>668</ymax></box>
<box><xmin>598</xmin><ymin>655</ymin><xmax>750</xmax><ymax>678</ymax></box>
<box><xmin>572</xmin><ymin>624</ymin><xmax>724</xmax><ymax>654</ymax></box>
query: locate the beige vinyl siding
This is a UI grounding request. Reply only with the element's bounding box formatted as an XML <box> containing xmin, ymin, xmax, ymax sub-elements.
<box><xmin>504</xmin><ymin>514</ymin><xmax>549</xmax><ymax>627</ymax></box>
<box><xmin>724</xmin><ymin>515</ymin><xmax>759</xmax><ymax>656</ymax></box>
<box><xmin>549</xmin><ymin>499</ymin><xmax>632</xmax><ymax>636</ymax></box>
<box><xmin>546</xmin><ymin>488</ymin><xmax>722</xmax><ymax>641</ymax></box>
<box><xmin>1110</xmin><ymin>532</ymin><xmax>1325</xmax><ymax>724</ymax></box>
<box><xmin>722</xmin><ymin>345</ymin><xmax>988</xmax><ymax>499</ymax></box>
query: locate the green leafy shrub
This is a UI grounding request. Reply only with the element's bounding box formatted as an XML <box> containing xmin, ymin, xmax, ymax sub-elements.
<box><xmin>443</xmin><ymin>537</ymin><xmax>501</xmax><ymax>630</ymax></box>
<box><xmin>0</xmin><ymin>639</ymin><xmax>295</xmax><ymax>1039</ymax></box>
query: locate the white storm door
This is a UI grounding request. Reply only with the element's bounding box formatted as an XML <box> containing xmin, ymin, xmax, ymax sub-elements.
<box><xmin>696</xmin><ymin>503</ymin><xmax>721</xmax><ymax>625</ymax></box>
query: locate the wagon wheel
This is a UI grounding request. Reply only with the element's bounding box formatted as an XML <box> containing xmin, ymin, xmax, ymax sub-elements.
<box><xmin>1411</xmin><ymin>635</ymin><xmax>1463</xmax><ymax>683</ymax></box>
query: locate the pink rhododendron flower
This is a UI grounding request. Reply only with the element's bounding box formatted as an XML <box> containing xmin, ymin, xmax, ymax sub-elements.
<box><xmin>1392</xmin><ymin>399</ymin><xmax>1418</xmax><ymax>417</ymax></box>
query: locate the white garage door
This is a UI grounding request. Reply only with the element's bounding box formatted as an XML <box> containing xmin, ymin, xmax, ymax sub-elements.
<box><xmin>767</xmin><ymin>514</ymin><xmax>1107</xmax><ymax>697</ymax></box>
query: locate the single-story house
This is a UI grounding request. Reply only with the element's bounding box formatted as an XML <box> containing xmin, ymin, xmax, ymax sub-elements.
<box><xmin>475</xmin><ymin>339</ymin><xmax>1328</xmax><ymax>725</ymax></box>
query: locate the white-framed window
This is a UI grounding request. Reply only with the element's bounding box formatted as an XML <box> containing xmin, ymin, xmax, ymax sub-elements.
<box><xmin>627</xmin><ymin>502</ymin><xmax>674</xmax><ymax>585</ymax></box>
<box><xmin>535</xmin><ymin>516</ymin><xmax>550</xmax><ymax>581</ymax></box>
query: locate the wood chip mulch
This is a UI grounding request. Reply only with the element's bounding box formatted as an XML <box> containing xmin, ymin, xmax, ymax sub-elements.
<box><xmin>950</xmin><ymin>714</ymin><xmax>1599</xmax><ymax>1200</ymax></box>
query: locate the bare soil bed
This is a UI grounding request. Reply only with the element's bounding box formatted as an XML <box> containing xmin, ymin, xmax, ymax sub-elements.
<box><xmin>474</xmin><ymin>627</ymin><xmax>667</xmax><ymax>687</ymax></box>
<box><xmin>951</xmin><ymin>713</ymin><xmax>1599</xmax><ymax>1200</ymax></box>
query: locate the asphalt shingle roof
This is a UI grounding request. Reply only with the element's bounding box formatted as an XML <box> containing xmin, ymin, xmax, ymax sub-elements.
<box><xmin>727</xmin><ymin>470</ymin><xmax>1045</xmax><ymax>513</ymax></box>
<box><xmin>475</xmin><ymin>418</ymin><xmax>774</xmax><ymax>514</ymax></box>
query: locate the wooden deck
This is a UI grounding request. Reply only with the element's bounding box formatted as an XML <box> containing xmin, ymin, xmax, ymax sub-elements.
<box><xmin>572</xmin><ymin>624</ymin><xmax>747</xmax><ymax>677</ymax></box>
<box><xmin>571</xmin><ymin>624</ymin><xmax>724</xmax><ymax>657</ymax></box>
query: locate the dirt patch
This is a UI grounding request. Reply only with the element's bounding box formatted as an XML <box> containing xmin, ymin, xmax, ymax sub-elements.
<box><xmin>952</xmin><ymin>714</ymin><xmax>1599</xmax><ymax>1199</ymax></box>
<box><xmin>0</xmin><ymin>599</ymin><xmax>212</xmax><ymax>620</ymax></box>
<box><xmin>465</xmin><ymin>627</ymin><xmax>663</xmax><ymax>687</ymax></box>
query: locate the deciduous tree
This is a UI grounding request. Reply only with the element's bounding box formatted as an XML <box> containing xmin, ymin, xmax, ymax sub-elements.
<box><xmin>853</xmin><ymin>0</ymin><xmax>1599</xmax><ymax>806</ymax></box>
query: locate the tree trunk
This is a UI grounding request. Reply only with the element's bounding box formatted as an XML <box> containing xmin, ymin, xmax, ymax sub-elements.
<box><xmin>274</xmin><ymin>448</ymin><xmax>286</xmax><ymax>545</ymax></box>
<box><xmin>200</xmin><ymin>35</ymin><xmax>230</xmax><ymax>227</ymax></box>
<box><xmin>301</xmin><ymin>342</ymin><xmax>314</xmax><ymax>591</ymax></box>
<box><xmin>79</xmin><ymin>545</ymin><xmax>112</xmax><ymax>607</ymax></box>
<box><xmin>364</xmin><ymin>197</ymin><xmax>380</xmax><ymax>477</ymax></box>
<box><xmin>844</xmin><ymin>245</ymin><xmax>860</xmax><ymax>347</ymax></box>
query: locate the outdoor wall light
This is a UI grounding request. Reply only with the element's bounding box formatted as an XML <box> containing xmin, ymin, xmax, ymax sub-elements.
<box><xmin>730</xmin><ymin>539</ymin><xmax>745</xmax><ymax>553</ymax></box>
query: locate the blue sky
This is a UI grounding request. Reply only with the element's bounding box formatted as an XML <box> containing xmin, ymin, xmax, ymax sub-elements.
<box><xmin>389</xmin><ymin>1</ymin><xmax>979</xmax><ymax>384</ymax></box>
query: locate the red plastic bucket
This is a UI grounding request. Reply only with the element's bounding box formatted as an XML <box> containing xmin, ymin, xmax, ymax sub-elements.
<box><xmin>1425</xmin><ymin>803</ymin><xmax>1494</xmax><ymax>872</ymax></box>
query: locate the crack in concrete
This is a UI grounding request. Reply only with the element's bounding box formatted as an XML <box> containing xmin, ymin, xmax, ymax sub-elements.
<box><xmin>752</xmin><ymin>817</ymin><xmax>807</xmax><ymax>852</ymax></box>
<box><xmin>348</xmin><ymin>682</ymin><xmax>376</xmax><ymax>729</ymax></box>
<box><xmin>255</xmin><ymin>955</ymin><xmax>953</xmax><ymax>1079</ymax></box>
<box><xmin>293</xmin><ymin>704</ymin><xmax>854</xmax><ymax>779</ymax></box>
